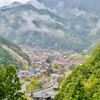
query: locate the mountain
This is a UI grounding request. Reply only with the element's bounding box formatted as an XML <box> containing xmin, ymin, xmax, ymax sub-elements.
<box><xmin>54</xmin><ymin>44</ymin><xmax>100</xmax><ymax>100</ymax></box>
<box><xmin>37</xmin><ymin>0</ymin><xmax>100</xmax><ymax>50</ymax></box>
<box><xmin>0</xmin><ymin>3</ymin><xmax>90</xmax><ymax>52</ymax></box>
<box><xmin>0</xmin><ymin>35</ymin><xmax>30</xmax><ymax>69</ymax></box>
<box><xmin>0</xmin><ymin>1</ymin><xmax>100</xmax><ymax>53</ymax></box>
<box><xmin>1</xmin><ymin>2</ymin><xmax>22</xmax><ymax>9</ymax></box>
<box><xmin>37</xmin><ymin>0</ymin><xmax>100</xmax><ymax>37</ymax></box>
<box><xmin>37</xmin><ymin>0</ymin><xmax>100</xmax><ymax>14</ymax></box>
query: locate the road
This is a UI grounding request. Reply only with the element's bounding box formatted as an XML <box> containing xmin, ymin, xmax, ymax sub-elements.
<box><xmin>20</xmin><ymin>81</ymin><xmax>30</xmax><ymax>92</ymax></box>
<box><xmin>26</xmin><ymin>82</ymin><xmax>58</xmax><ymax>97</ymax></box>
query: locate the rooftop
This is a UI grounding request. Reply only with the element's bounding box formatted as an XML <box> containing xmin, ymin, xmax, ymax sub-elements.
<box><xmin>33</xmin><ymin>93</ymin><xmax>52</xmax><ymax>98</ymax></box>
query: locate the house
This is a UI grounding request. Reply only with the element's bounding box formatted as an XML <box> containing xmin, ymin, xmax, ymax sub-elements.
<box><xmin>17</xmin><ymin>70</ymin><xmax>29</xmax><ymax>78</ymax></box>
<box><xmin>33</xmin><ymin>93</ymin><xmax>52</xmax><ymax>100</ymax></box>
<box><xmin>18</xmin><ymin>69</ymin><xmax>37</xmax><ymax>79</ymax></box>
<box><xmin>29</xmin><ymin>69</ymin><xmax>37</xmax><ymax>74</ymax></box>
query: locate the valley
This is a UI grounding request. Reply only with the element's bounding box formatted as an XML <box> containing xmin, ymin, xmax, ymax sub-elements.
<box><xmin>0</xmin><ymin>0</ymin><xmax>100</xmax><ymax>100</ymax></box>
<box><xmin>18</xmin><ymin>45</ymin><xmax>85</xmax><ymax>99</ymax></box>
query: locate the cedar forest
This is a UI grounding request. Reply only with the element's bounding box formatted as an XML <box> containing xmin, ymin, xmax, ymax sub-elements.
<box><xmin>54</xmin><ymin>44</ymin><xmax>100</xmax><ymax>100</ymax></box>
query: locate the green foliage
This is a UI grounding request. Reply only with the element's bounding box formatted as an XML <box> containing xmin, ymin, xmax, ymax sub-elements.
<box><xmin>46</xmin><ymin>68</ymin><xmax>53</xmax><ymax>76</ymax></box>
<box><xmin>0</xmin><ymin>65</ymin><xmax>26</xmax><ymax>100</ymax></box>
<box><xmin>66</xmin><ymin>77</ymin><xmax>87</xmax><ymax>100</ymax></box>
<box><xmin>0</xmin><ymin>35</ymin><xmax>30</xmax><ymax>65</ymax></box>
<box><xmin>0</xmin><ymin>46</ymin><xmax>22</xmax><ymax>69</ymax></box>
<box><xmin>54</xmin><ymin>44</ymin><xmax>100</xmax><ymax>100</ymax></box>
<box><xmin>93</xmin><ymin>89</ymin><xmax>100</xmax><ymax>100</ymax></box>
<box><xmin>68</xmin><ymin>56</ymin><xmax>74</xmax><ymax>60</ymax></box>
<box><xmin>53</xmin><ymin>87</ymin><xmax>60</xmax><ymax>91</ymax></box>
<box><xmin>33</xmin><ymin>64</ymin><xmax>39</xmax><ymax>69</ymax></box>
<box><xmin>27</xmin><ymin>78</ymin><xmax>43</xmax><ymax>91</ymax></box>
<box><xmin>46</xmin><ymin>56</ymin><xmax>52</xmax><ymax>64</ymax></box>
<box><xmin>60</xmin><ymin>68</ymin><xmax>65</xmax><ymax>74</ymax></box>
<box><xmin>76</xmin><ymin>55</ymin><xmax>84</xmax><ymax>60</ymax></box>
<box><xmin>24</xmin><ymin>78</ymin><xmax>30</xmax><ymax>81</ymax></box>
<box><xmin>53</xmin><ymin>63</ymin><xmax>60</xmax><ymax>69</ymax></box>
<box><xmin>69</xmin><ymin>64</ymin><xmax>76</xmax><ymax>70</ymax></box>
<box><xmin>0</xmin><ymin>35</ymin><xmax>31</xmax><ymax>69</ymax></box>
<box><xmin>76</xmin><ymin>54</ymin><xmax>89</xmax><ymax>60</ymax></box>
<box><xmin>57</xmin><ymin>77</ymin><xmax>65</xmax><ymax>84</ymax></box>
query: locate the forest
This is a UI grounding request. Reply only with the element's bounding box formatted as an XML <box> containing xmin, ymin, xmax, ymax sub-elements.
<box><xmin>54</xmin><ymin>44</ymin><xmax>100</xmax><ymax>100</ymax></box>
<box><xmin>0</xmin><ymin>35</ymin><xmax>30</xmax><ymax>69</ymax></box>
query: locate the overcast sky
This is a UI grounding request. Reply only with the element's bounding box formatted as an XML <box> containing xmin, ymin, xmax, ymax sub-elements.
<box><xmin>0</xmin><ymin>0</ymin><xmax>30</xmax><ymax>7</ymax></box>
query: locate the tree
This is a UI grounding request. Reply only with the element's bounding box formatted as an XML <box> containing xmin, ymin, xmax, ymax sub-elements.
<box><xmin>0</xmin><ymin>64</ymin><xmax>6</xmax><ymax>100</ymax></box>
<box><xmin>69</xmin><ymin>64</ymin><xmax>76</xmax><ymax>70</ymax></box>
<box><xmin>0</xmin><ymin>65</ymin><xmax>26</xmax><ymax>100</ymax></box>
<box><xmin>68</xmin><ymin>77</ymin><xmax>87</xmax><ymax>100</ymax></box>
<box><xmin>54</xmin><ymin>45</ymin><xmax>100</xmax><ymax>100</ymax></box>
<box><xmin>68</xmin><ymin>56</ymin><xmax>74</xmax><ymax>60</ymax></box>
<box><xmin>93</xmin><ymin>89</ymin><xmax>100</xmax><ymax>100</ymax></box>
<box><xmin>57</xmin><ymin>77</ymin><xmax>64</xmax><ymax>84</ymax></box>
<box><xmin>60</xmin><ymin>67</ymin><xmax>65</xmax><ymax>74</ymax></box>
<box><xmin>47</xmin><ymin>68</ymin><xmax>53</xmax><ymax>76</ymax></box>
<box><xmin>34</xmin><ymin>64</ymin><xmax>39</xmax><ymax>69</ymax></box>
<box><xmin>76</xmin><ymin>55</ymin><xmax>84</xmax><ymax>60</ymax></box>
<box><xmin>53</xmin><ymin>63</ymin><xmax>60</xmax><ymax>69</ymax></box>
<box><xmin>46</xmin><ymin>56</ymin><xmax>52</xmax><ymax>64</ymax></box>
<box><xmin>27</xmin><ymin>78</ymin><xmax>43</xmax><ymax>91</ymax></box>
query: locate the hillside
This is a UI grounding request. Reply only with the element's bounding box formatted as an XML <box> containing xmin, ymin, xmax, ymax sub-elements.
<box><xmin>0</xmin><ymin>1</ymin><xmax>100</xmax><ymax>52</ymax></box>
<box><xmin>54</xmin><ymin>44</ymin><xmax>100</xmax><ymax>100</ymax></box>
<box><xmin>0</xmin><ymin>35</ymin><xmax>30</xmax><ymax>69</ymax></box>
<box><xmin>0</xmin><ymin>3</ymin><xmax>91</xmax><ymax>52</ymax></box>
<box><xmin>38</xmin><ymin>0</ymin><xmax>100</xmax><ymax>13</ymax></box>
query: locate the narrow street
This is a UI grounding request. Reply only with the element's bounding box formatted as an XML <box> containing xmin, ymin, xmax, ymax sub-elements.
<box><xmin>21</xmin><ymin>81</ymin><xmax>30</xmax><ymax>92</ymax></box>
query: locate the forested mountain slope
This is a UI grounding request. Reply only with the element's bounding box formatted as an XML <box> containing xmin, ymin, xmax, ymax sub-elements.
<box><xmin>0</xmin><ymin>35</ymin><xmax>30</xmax><ymax>69</ymax></box>
<box><xmin>0</xmin><ymin>1</ymin><xmax>100</xmax><ymax>52</ymax></box>
<box><xmin>54</xmin><ymin>44</ymin><xmax>100</xmax><ymax>100</ymax></box>
<box><xmin>0</xmin><ymin>3</ymin><xmax>92</xmax><ymax>52</ymax></box>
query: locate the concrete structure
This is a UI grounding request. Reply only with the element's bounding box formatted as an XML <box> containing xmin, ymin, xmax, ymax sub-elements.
<box><xmin>33</xmin><ymin>93</ymin><xmax>52</xmax><ymax>100</ymax></box>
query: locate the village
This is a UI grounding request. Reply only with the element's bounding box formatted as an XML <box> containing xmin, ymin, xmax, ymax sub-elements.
<box><xmin>18</xmin><ymin>45</ymin><xmax>84</xmax><ymax>100</ymax></box>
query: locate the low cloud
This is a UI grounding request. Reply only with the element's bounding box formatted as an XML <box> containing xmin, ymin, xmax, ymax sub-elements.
<box><xmin>90</xmin><ymin>19</ymin><xmax>100</xmax><ymax>36</ymax></box>
<box><xmin>70</xmin><ymin>7</ymin><xmax>86</xmax><ymax>17</ymax></box>
<box><xmin>57</xmin><ymin>1</ymin><xmax>65</xmax><ymax>8</ymax></box>
<box><xmin>18</xmin><ymin>11</ymin><xmax>65</xmax><ymax>37</ymax></box>
<box><xmin>30</xmin><ymin>0</ymin><xmax>46</xmax><ymax>9</ymax></box>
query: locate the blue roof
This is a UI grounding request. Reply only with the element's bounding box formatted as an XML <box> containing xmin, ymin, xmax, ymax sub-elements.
<box><xmin>29</xmin><ymin>69</ymin><xmax>37</xmax><ymax>74</ymax></box>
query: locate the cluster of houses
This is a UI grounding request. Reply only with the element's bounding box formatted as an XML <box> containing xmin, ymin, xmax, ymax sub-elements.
<box><xmin>17</xmin><ymin>69</ymin><xmax>41</xmax><ymax>79</ymax></box>
<box><xmin>19</xmin><ymin>46</ymin><xmax>84</xmax><ymax>100</ymax></box>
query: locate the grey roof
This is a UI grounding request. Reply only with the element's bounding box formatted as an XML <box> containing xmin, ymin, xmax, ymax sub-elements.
<box><xmin>33</xmin><ymin>93</ymin><xmax>52</xmax><ymax>98</ymax></box>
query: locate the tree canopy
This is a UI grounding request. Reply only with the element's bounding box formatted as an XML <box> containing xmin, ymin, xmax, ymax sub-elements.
<box><xmin>54</xmin><ymin>44</ymin><xmax>100</xmax><ymax>100</ymax></box>
<box><xmin>0</xmin><ymin>64</ymin><xmax>26</xmax><ymax>100</ymax></box>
